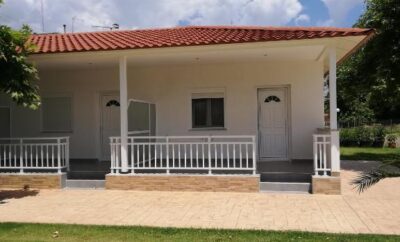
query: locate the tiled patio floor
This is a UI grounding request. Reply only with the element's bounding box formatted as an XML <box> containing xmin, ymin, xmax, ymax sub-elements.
<box><xmin>0</xmin><ymin>160</ymin><xmax>399</xmax><ymax>235</ymax></box>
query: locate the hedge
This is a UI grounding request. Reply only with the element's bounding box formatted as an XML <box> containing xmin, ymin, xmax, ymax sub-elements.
<box><xmin>340</xmin><ymin>125</ymin><xmax>387</xmax><ymax>147</ymax></box>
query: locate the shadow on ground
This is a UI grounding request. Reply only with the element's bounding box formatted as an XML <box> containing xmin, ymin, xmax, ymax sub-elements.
<box><xmin>341</xmin><ymin>152</ymin><xmax>400</xmax><ymax>162</ymax></box>
<box><xmin>341</xmin><ymin>160</ymin><xmax>382</xmax><ymax>173</ymax></box>
<box><xmin>0</xmin><ymin>189</ymin><xmax>39</xmax><ymax>204</ymax></box>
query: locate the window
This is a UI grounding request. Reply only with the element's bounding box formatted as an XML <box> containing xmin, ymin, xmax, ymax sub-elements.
<box><xmin>192</xmin><ymin>93</ymin><xmax>224</xmax><ymax>128</ymax></box>
<box><xmin>264</xmin><ymin>95</ymin><xmax>281</xmax><ymax>103</ymax></box>
<box><xmin>41</xmin><ymin>96</ymin><xmax>72</xmax><ymax>132</ymax></box>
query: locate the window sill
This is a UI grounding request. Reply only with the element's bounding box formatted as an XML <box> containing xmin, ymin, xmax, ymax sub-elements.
<box><xmin>189</xmin><ymin>127</ymin><xmax>227</xmax><ymax>131</ymax></box>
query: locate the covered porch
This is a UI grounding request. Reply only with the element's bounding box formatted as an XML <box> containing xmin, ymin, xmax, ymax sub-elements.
<box><xmin>1</xmin><ymin>32</ymin><xmax>353</xmax><ymax>193</ymax></box>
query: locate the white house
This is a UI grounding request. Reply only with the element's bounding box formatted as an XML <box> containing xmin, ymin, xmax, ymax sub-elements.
<box><xmin>0</xmin><ymin>26</ymin><xmax>374</xmax><ymax>193</ymax></box>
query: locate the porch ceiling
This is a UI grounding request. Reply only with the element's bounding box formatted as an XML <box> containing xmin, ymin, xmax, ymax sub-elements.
<box><xmin>29</xmin><ymin>35</ymin><xmax>366</xmax><ymax>72</ymax></box>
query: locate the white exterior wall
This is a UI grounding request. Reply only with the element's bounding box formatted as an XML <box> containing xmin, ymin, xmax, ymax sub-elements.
<box><xmin>9</xmin><ymin>60</ymin><xmax>324</xmax><ymax>160</ymax></box>
<box><xmin>10</xmin><ymin>68</ymin><xmax>119</xmax><ymax>159</ymax></box>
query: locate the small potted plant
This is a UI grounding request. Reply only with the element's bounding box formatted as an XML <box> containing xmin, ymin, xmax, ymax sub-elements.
<box><xmin>387</xmin><ymin>134</ymin><xmax>397</xmax><ymax>148</ymax></box>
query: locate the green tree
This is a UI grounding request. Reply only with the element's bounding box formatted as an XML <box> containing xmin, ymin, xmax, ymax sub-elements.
<box><xmin>353</xmin><ymin>160</ymin><xmax>400</xmax><ymax>192</ymax></box>
<box><xmin>337</xmin><ymin>0</ymin><xmax>400</xmax><ymax>122</ymax></box>
<box><xmin>339</xmin><ymin>0</ymin><xmax>400</xmax><ymax>192</ymax></box>
<box><xmin>0</xmin><ymin>0</ymin><xmax>40</xmax><ymax>109</ymax></box>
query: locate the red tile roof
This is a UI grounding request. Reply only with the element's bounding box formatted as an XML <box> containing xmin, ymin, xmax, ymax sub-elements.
<box><xmin>28</xmin><ymin>26</ymin><xmax>374</xmax><ymax>54</ymax></box>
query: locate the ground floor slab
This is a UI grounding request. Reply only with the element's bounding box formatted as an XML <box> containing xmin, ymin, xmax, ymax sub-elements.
<box><xmin>0</xmin><ymin>161</ymin><xmax>399</xmax><ymax>235</ymax></box>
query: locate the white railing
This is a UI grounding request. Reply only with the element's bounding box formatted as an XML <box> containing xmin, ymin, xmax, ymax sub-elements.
<box><xmin>110</xmin><ymin>135</ymin><xmax>256</xmax><ymax>175</ymax></box>
<box><xmin>313</xmin><ymin>134</ymin><xmax>331</xmax><ymax>176</ymax></box>
<box><xmin>128</xmin><ymin>130</ymin><xmax>150</xmax><ymax>136</ymax></box>
<box><xmin>0</xmin><ymin>137</ymin><xmax>69</xmax><ymax>173</ymax></box>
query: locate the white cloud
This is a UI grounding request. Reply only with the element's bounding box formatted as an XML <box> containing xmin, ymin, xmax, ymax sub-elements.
<box><xmin>321</xmin><ymin>0</ymin><xmax>363</xmax><ymax>26</ymax></box>
<box><xmin>0</xmin><ymin>0</ymin><xmax>305</xmax><ymax>33</ymax></box>
<box><xmin>294</xmin><ymin>14</ymin><xmax>310</xmax><ymax>25</ymax></box>
<box><xmin>316</xmin><ymin>19</ymin><xmax>334</xmax><ymax>27</ymax></box>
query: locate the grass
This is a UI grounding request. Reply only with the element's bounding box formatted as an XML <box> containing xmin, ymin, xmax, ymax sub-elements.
<box><xmin>341</xmin><ymin>147</ymin><xmax>400</xmax><ymax>162</ymax></box>
<box><xmin>0</xmin><ymin>223</ymin><xmax>399</xmax><ymax>242</ymax></box>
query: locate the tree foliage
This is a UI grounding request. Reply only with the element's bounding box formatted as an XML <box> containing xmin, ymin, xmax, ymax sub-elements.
<box><xmin>353</xmin><ymin>160</ymin><xmax>400</xmax><ymax>192</ymax></box>
<box><xmin>337</xmin><ymin>0</ymin><xmax>400</xmax><ymax>122</ymax></box>
<box><xmin>0</xmin><ymin>1</ymin><xmax>40</xmax><ymax>109</ymax></box>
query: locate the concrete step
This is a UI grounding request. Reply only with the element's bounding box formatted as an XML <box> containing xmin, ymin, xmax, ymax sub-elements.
<box><xmin>260</xmin><ymin>181</ymin><xmax>311</xmax><ymax>193</ymax></box>
<box><xmin>67</xmin><ymin>171</ymin><xmax>107</xmax><ymax>180</ymax></box>
<box><xmin>260</xmin><ymin>172</ymin><xmax>312</xmax><ymax>183</ymax></box>
<box><xmin>65</xmin><ymin>179</ymin><xmax>105</xmax><ymax>189</ymax></box>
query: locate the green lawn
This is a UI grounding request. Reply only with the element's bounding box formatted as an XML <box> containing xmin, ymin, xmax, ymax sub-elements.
<box><xmin>0</xmin><ymin>223</ymin><xmax>398</xmax><ymax>242</ymax></box>
<box><xmin>341</xmin><ymin>147</ymin><xmax>400</xmax><ymax>162</ymax></box>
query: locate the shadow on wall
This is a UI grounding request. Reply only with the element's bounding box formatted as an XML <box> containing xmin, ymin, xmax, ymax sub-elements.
<box><xmin>0</xmin><ymin>189</ymin><xmax>39</xmax><ymax>204</ymax></box>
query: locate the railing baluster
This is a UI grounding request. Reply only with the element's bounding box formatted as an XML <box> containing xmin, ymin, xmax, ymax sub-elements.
<box><xmin>29</xmin><ymin>144</ymin><xmax>32</xmax><ymax>167</ymax></box>
<box><xmin>233</xmin><ymin>144</ymin><xmax>236</xmax><ymax>168</ymax></box>
<box><xmin>57</xmin><ymin>139</ymin><xmax>61</xmax><ymax>173</ymax></box>
<box><xmin>19</xmin><ymin>139</ymin><xmax>24</xmax><ymax>173</ymax></box>
<box><xmin>190</xmin><ymin>143</ymin><xmax>193</xmax><ymax>168</ymax></box>
<box><xmin>323</xmin><ymin>136</ymin><xmax>327</xmax><ymax>176</ymax></box>
<box><xmin>172</xmin><ymin>142</ymin><xmax>175</xmax><ymax>168</ymax></box>
<box><xmin>130</xmin><ymin>143</ymin><xmax>134</xmax><ymax>173</ymax></box>
<box><xmin>184</xmin><ymin>144</ymin><xmax>187</xmax><ymax>168</ymax></box>
<box><xmin>51</xmin><ymin>144</ymin><xmax>55</xmax><ymax>168</ymax></box>
<box><xmin>136</xmin><ymin>143</ymin><xmax>139</xmax><ymax>169</ymax></box>
<box><xmin>178</xmin><ymin>143</ymin><xmax>181</xmax><ymax>168</ymax></box>
<box><xmin>154</xmin><ymin>142</ymin><xmax>158</xmax><ymax>167</ymax></box>
<box><xmin>40</xmin><ymin>144</ymin><xmax>43</xmax><ymax>168</ymax></box>
<box><xmin>196</xmin><ymin>143</ymin><xmax>199</xmax><ymax>168</ymax></box>
<box><xmin>35</xmin><ymin>145</ymin><xmax>38</xmax><ymax>167</ymax></box>
<box><xmin>227</xmin><ymin>144</ymin><xmax>230</xmax><ymax>169</ymax></box>
<box><xmin>214</xmin><ymin>141</ymin><xmax>217</xmax><ymax>168</ymax></box>
<box><xmin>208</xmin><ymin>136</ymin><xmax>211</xmax><ymax>174</ymax></box>
<box><xmin>252</xmin><ymin>137</ymin><xmax>256</xmax><ymax>175</ymax></box>
<box><xmin>110</xmin><ymin>139</ymin><xmax>113</xmax><ymax>173</ymax></box>
<box><xmin>221</xmin><ymin>143</ymin><xmax>224</xmax><ymax>168</ymax></box>
<box><xmin>246</xmin><ymin>144</ymin><xmax>249</xmax><ymax>168</ymax></box>
<box><xmin>239</xmin><ymin>144</ymin><xmax>242</xmax><ymax>168</ymax></box>
<box><xmin>202</xmin><ymin>143</ymin><xmax>205</xmax><ymax>168</ymax></box>
<box><xmin>141</xmin><ymin>141</ymin><xmax>145</xmax><ymax>168</ymax></box>
<box><xmin>166</xmin><ymin>137</ymin><xmax>170</xmax><ymax>174</ymax></box>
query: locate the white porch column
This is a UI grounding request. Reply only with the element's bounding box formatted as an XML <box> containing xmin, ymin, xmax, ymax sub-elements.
<box><xmin>119</xmin><ymin>56</ymin><xmax>128</xmax><ymax>172</ymax></box>
<box><xmin>329</xmin><ymin>47</ymin><xmax>340</xmax><ymax>173</ymax></box>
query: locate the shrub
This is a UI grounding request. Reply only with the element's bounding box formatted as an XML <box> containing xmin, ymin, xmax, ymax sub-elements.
<box><xmin>340</xmin><ymin>128</ymin><xmax>358</xmax><ymax>146</ymax></box>
<box><xmin>355</xmin><ymin>126</ymin><xmax>374</xmax><ymax>147</ymax></box>
<box><xmin>340</xmin><ymin>125</ymin><xmax>388</xmax><ymax>147</ymax></box>
<box><xmin>371</xmin><ymin>125</ymin><xmax>387</xmax><ymax>147</ymax></box>
<box><xmin>387</xmin><ymin>134</ymin><xmax>397</xmax><ymax>148</ymax></box>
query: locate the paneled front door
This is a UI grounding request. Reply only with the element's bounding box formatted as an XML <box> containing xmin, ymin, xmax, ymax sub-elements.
<box><xmin>258</xmin><ymin>88</ymin><xmax>289</xmax><ymax>160</ymax></box>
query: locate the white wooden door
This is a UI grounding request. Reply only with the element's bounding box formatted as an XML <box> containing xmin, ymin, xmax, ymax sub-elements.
<box><xmin>101</xmin><ymin>94</ymin><xmax>120</xmax><ymax>161</ymax></box>
<box><xmin>258</xmin><ymin>88</ymin><xmax>288</xmax><ymax>159</ymax></box>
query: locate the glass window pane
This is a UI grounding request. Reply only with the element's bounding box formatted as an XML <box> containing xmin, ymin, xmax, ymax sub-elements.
<box><xmin>192</xmin><ymin>99</ymin><xmax>207</xmax><ymax>127</ymax></box>
<box><xmin>211</xmin><ymin>98</ymin><xmax>224</xmax><ymax>127</ymax></box>
<box><xmin>128</xmin><ymin>101</ymin><xmax>149</xmax><ymax>131</ymax></box>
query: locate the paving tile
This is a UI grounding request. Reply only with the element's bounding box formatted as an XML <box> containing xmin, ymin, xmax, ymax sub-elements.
<box><xmin>0</xmin><ymin>161</ymin><xmax>399</xmax><ymax>235</ymax></box>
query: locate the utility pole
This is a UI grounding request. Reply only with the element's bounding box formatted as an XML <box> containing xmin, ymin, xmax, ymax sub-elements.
<box><xmin>40</xmin><ymin>0</ymin><xmax>45</xmax><ymax>32</ymax></box>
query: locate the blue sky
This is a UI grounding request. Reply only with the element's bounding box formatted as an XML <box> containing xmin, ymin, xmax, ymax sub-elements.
<box><xmin>293</xmin><ymin>0</ymin><xmax>364</xmax><ymax>27</ymax></box>
<box><xmin>0</xmin><ymin>0</ymin><xmax>365</xmax><ymax>33</ymax></box>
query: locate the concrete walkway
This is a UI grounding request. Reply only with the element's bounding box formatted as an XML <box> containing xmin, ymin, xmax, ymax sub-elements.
<box><xmin>0</xmin><ymin>161</ymin><xmax>399</xmax><ymax>235</ymax></box>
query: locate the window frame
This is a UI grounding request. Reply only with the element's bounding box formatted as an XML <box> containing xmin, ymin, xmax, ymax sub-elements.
<box><xmin>40</xmin><ymin>94</ymin><xmax>74</xmax><ymax>133</ymax></box>
<box><xmin>190</xmin><ymin>91</ymin><xmax>226</xmax><ymax>130</ymax></box>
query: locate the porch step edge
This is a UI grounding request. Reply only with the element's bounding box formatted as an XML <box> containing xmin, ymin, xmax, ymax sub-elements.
<box><xmin>259</xmin><ymin>181</ymin><xmax>311</xmax><ymax>193</ymax></box>
<box><xmin>65</xmin><ymin>179</ymin><xmax>105</xmax><ymax>189</ymax></box>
